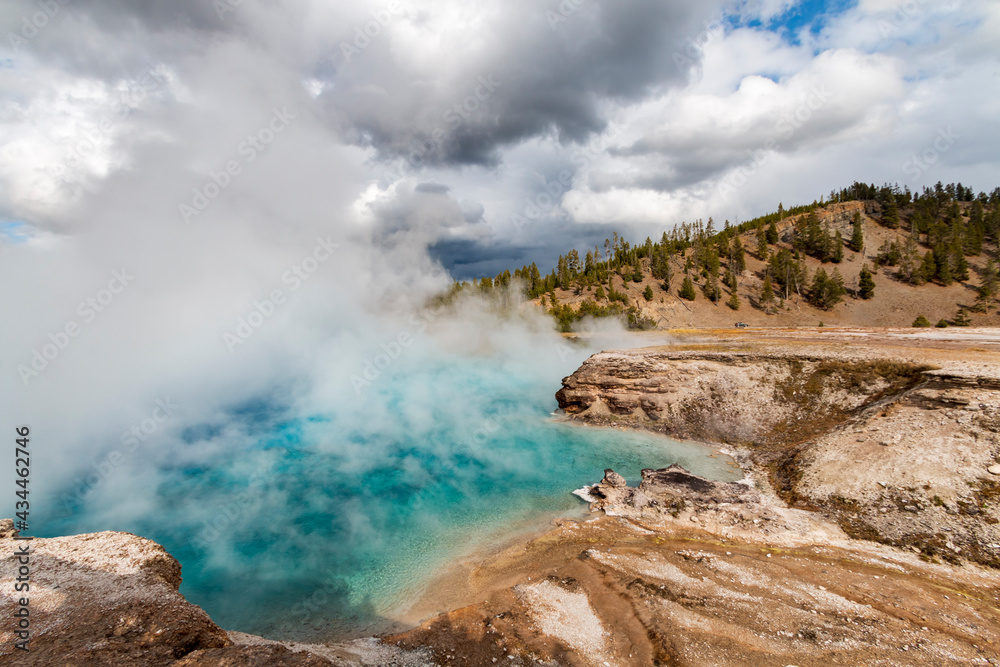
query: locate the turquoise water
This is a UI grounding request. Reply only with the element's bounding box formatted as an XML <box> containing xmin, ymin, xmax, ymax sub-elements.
<box><xmin>41</xmin><ymin>346</ymin><xmax>739</xmax><ymax>640</ymax></box>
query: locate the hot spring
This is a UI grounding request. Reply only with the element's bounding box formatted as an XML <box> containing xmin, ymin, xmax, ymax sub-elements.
<box><xmin>39</xmin><ymin>335</ymin><xmax>740</xmax><ymax>640</ymax></box>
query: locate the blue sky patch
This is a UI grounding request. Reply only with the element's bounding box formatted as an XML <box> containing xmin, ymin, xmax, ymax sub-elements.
<box><xmin>726</xmin><ymin>0</ymin><xmax>856</xmax><ymax>45</ymax></box>
<box><xmin>0</xmin><ymin>221</ymin><xmax>31</xmax><ymax>244</ymax></box>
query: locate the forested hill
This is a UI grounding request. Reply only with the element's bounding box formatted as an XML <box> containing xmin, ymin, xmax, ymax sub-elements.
<box><xmin>449</xmin><ymin>181</ymin><xmax>1000</xmax><ymax>330</ymax></box>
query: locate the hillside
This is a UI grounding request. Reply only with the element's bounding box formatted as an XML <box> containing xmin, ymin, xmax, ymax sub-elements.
<box><xmin>467</xmin><ymin>182</ymin><xmax>1000</xmax><ymax>330</ymax></box>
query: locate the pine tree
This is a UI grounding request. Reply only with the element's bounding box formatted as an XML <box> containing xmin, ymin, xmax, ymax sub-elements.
<box><xmin>849</xmin><ymin>212</ymin><xmax>864</xmax><ymax>252</ymax></box>
<box><xmin>832</xmin><ymin>231</ymin><xmax>844</xmax><ymax>263</ymax></box>
<box><xmin>766</xmin><ymin>220</ymin><xmax>779</xmax><ymax>244</ymax></box>
<box><xmin>989</xmin><ymin>206</ymin><xmax>1000</xmax><ymax>241</ymax></box>
<box><xmin>951</xmin><ymin>244</ymin><xmax>969</xmax><ymax>282</ymax></box>
<box><xmin>858</xmin><ymin>265</ymin><xmax>875</xmax><ymax>299</ymax></box>
<box><xmin>809</xmin><ymin>268</ymin><xmax>846</xmax><ymax>309</ymax></box>
<box><xmin>705</xmin><ymin>273</ymin><xmax>720</xmax><ymax>302</ymax></box>
<box><xmin>643</xmin><ymin>285</ymin><xmax>654</xmax><ymax>301</ymax></box>
<box><xmin>953</xmin><ymin>308</ymin><xmax>972</xmax><ymax>326</ymax></box>
<box><xmin>912</xmin><ymin>315</ymin><xmax>932</xmax><ymax>328</ymax></box>
<box><xmin>970</xmin><ymin>200</ymin><xmax>985</xmax><ymax>231</ymax></box>
<box><xmin>651</xmin><ymin>248</ymin><xmax>669</xmax><ymax>280</ymax></box>
<box><xmin>760</xmin><ymin>275</ymin><xmax>776</xmax><ymax>314</ymax></box>
<box><xmin>679</xmin><ymin>274</ymin><xmax>696</xmax><ymax>301</ymax></box>
<box><xmin>935</xmin><ymin>247</ymin><xmax>953</xmax><ymax>285</ymax></box>
<box><xmin>756</xmin><ymin>226</ymin><xmax>768</xmax><ymax>259</ymax></box>
<box><xmin>727</xmin><ymin>289</ymin><xmax>740</xmax><ymax>311</ymax></box>
<box><xmin>981</xmin><ymin>259</ymin><xmax>998</xmax><ymax>298</ymax></box>
<box><xmin>973</xmin><ymin>262</ymin><xmax>997</xmax><ymax>310</ymax></box>
<box><xmin>705</xmin><ymin>249</ymin><xmax>721</xmax><ymax>278</ymax></box>
<box><xmin>896</xmin><ymin>235</ymin><xmax>922</xmax><ymax>285</ymax></box>
<box><xmin>595</xmin><ymin>285</ymin><xmax>606</xmax><ymax>301</ymax></box>
<box><xmin>820</xmin><ymin>222</ymin><xmax>834</xmax><ymax>261</ymax></box>
<box><xmin>830</xmin><ymin>268</ymin><xmax>847</xmax><ymax>305</ymax></box>
<box><xmin>882</xmin><ymin>196</ymin><xmax>899</xmax><ymax>229</ymax></box>
<box><xmin>920</xmin><ymin>250</ymin><xmax>937</xmax><ymax>283</ymax></box>
<box><xmin>732</xmin><ymin>237</ymin><xmax>746</xmax><ymax>273</ymax></box>
<box><xmin>964</xmin><ymin>209</ymin><xmax>983</xmax><ymax>255</ymax></box>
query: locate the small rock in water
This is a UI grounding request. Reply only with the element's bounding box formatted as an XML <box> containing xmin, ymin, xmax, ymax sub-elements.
<box><xmin>602</xmin><ymin>469</ymin><xmax>627</xmax><ymax>487</ymax></box>
<box><xmin>989</xmin><ymin>464</ymin><xmax>1000</xmax><ymax>475</ymax></box>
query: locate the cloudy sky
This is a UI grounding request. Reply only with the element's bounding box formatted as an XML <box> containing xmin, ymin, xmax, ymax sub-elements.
<box><xmin>1</xmin><ymin>1</ymin><xmax>999</xmax><ymax>499</ymax></box>
<box><xmin>2</xmin><ymin>0</ymin><xmax>998</xmax><ymax>278</ymax></box>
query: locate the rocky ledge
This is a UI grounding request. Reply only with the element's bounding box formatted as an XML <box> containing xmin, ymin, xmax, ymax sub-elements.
<box><xmin>0</xmin><ymin>519</ymin><xmax>432</xmax><ymax>666</ymax></box>
<box><xmin>391</xmin><ymin>465</ymin><xmax>1000</xmax><ymax>665</ymax></box>
<box><xmin>574</xmin><ymin>465</ymin><xmax>756</xmax><ymax>517</ymax></box>
<box><xmin>557</xmin><ymin>345</ymin><xmax>1000</xmax><ymax>569</ymax></box>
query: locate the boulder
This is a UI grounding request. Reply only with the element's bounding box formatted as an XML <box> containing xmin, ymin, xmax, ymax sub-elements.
<box><xmin>602</xmin><ymin>469</ymin><xmax>627</xmax><ymax>487</ymax></box>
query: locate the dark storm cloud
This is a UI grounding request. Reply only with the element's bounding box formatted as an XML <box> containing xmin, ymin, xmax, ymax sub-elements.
<box><xmin>432</xmin><ymin>218</ymin><xmax>637</xmax><ymax>281</ymax></box>
<box><xmin>324</xmin><ymin>0</ymin><xmax>726</xmax><ymax>168</ymax></box>
<box><xmin>414</xmin><ymin>182</ymin><xmax>451</xmax><ymax>194</ymax></box>
<box><xmin>0</xmin><ymin>0</ymin><xmax>246</xmax><ymax>80</ymax></box>
<box><xmin>60</xmin><ymin>0</ymin><xmax>229</xmax><ymax>32</ymax></box>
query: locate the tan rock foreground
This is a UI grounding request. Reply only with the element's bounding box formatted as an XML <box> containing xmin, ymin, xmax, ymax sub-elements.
<box><xmin>0</xmin><ymin>519</ymin><xmax>432</xmax><ymax>666</ymax></box>
<box><xmin>3</xmin><ymin>328</ymin><xmax>1000</xmax><ymax>665</ymax></box>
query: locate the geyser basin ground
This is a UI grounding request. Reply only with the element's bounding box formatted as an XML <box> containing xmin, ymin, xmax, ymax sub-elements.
<box><xmin>38</xmin><ymin>350</ymin><xmax>739</xmax><ymax>641</ymax></box>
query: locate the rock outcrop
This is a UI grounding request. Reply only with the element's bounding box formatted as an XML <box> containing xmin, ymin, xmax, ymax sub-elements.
<box><xmin>0</xmin><ymin>519</ymin><xmax>240</xmax><ymax>666</ymax></box>
<box><xmin>391</xmin><ymin>503</ymin><xmax>1000</xmax><ymax>666</ymax></box>
<box><xmin>577</xmin><ymin>464</ymin><xmax>755</xmax><ymax>517</ymax></box>
<box><xmin>556</xmin><ymin>349</ymin><xmax>930</xmax><ymax>446</ymax></box>
<box><xmin>557</xmin><ymin>341</ymin><xmax>1000</xmax><ymax>569</ymax></box>
<box><xmin>0</xmin><ymin>520</ymin><xmax>430</xmax><ymax>666</ymax></box>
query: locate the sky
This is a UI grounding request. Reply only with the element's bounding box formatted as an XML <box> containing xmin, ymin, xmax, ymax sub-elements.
<box><xmin>1</xmin><ymin>0</ymin><xmax>998</xmax><ymax>280</ymax></box>
<box><xmin>1</xmin><ymin>0</ymin><xmax>999</xmax><ymax>503</ymax></box>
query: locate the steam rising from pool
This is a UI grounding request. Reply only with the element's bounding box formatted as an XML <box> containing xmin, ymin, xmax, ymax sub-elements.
<box><xmin>40</xmin><ymin>322</ymin><xmax>739</xmax><ymax>640</ymax></box>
